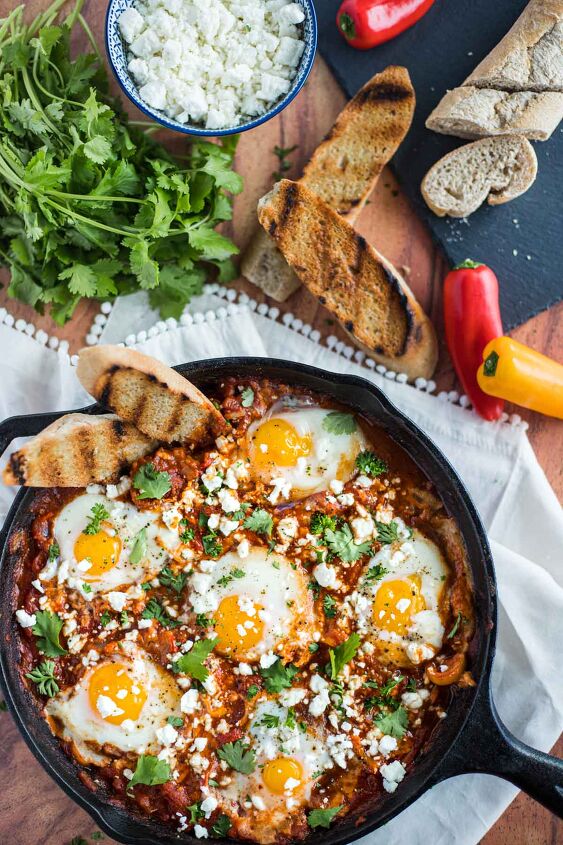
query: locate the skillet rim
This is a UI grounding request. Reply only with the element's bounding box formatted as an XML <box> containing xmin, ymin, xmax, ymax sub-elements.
<box><xmin>0</xmin><ymin>356</ymin><xmax>497</xmax><ymax>845</ymax></box>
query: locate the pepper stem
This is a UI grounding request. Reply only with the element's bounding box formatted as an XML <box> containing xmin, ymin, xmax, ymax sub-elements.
<box><xmin>454</xmin><ymin>259</ymin><xmax>484</xmax><ymax>270</ymax></box>
<box><xmin>338</xmin><ymin>12</ymin><xmax>356</xmax><ymax>39</ymax></box>
<box><xmin>483</xmin><ymin>350</ymin><xmax>499</xmax><ymax>377</ymax></box>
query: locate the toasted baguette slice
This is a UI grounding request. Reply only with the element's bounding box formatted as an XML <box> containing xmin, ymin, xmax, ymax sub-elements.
<box><xmin>257</xmin><ymin>180</ymin><xmax>437</xmax><ymax>380</ymax></box>
<box><xmin>464</xmin><ymin>0</ymin><xmax>563</xmax><ymax>93</ymax></box>
<box><xmin>426</xmin><ymin>86</ymin><xmax>563</xmax><ymax>140</ymax></box>
<box><xmin>77</xmin><ymin>346</ymin><xmax>226</xmax><ymax>445</ymax></box>
<box><xmin>421</xmin><ymin>136</ymin><xmax>538</xmax><ymax>217</ymax></box>
<box><xmin>3</xmin><ymin>414</ymin><xmax>156</xmax><ymax>487</ymax></box>
<box><xmin>242</xmin><ymin>66</ymin><xmax>415</xmax><ymax>302</ymax></box>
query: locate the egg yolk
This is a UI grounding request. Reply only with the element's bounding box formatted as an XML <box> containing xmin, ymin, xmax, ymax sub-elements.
<box><xmin>262</xmin><ymin>757</ymin><xmax>304</xmax><ymax>795</ymax></box>
<box><xmin>74</xmin><ymin>530</ymin><xmax>122</xmax><ymax>579</ymax></box>
<box><xmin>88</xmin><ymin>662</ymin><xmax>147</xmax><ymax>725</ymax></box>
<box><xmin>214</xmin><ymin>594</ymin><xmax>264</xmax><ymax>658</ymax></box>
<box><xmin>372</xmin><ymin>576</ymin><xmax>425</xmax><ymax>636</ymax></box>
<box><xmin>252</xmin><ymin>418</ymin><xmax>312</xmax><ymax>467</ymax></box>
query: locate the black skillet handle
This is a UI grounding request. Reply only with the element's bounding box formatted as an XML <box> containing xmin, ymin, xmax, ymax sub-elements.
<box><xmin>433</xmin><ymin>680</ymin><xmax>563</xmax><ymax>817</ymax></box>
<box><xmin>0</xmin><ymin>410</ymin><xmax>71</xmax><ymax>458</ymax></box>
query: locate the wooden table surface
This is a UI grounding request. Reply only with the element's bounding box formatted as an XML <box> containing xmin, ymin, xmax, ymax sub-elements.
<box><xmin>1</xmin><ymin>3</ymin><xmax>561</xmax><ymax>843</ymax></box>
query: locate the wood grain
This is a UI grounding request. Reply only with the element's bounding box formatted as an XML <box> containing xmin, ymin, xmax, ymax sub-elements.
<box><xmin>0</xmin><ymin>2</ymin><xmax>561</xmax><ymax>843</ymax></box>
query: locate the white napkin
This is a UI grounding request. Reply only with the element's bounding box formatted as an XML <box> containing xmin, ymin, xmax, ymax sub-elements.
<box><xmin>0</xmin><ymin>291</ymin><xmax>561</xmax><ymax>845</ymax></box>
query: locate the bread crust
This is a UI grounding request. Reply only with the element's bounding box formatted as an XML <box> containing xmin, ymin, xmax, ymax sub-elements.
<box><xmin>257</xmin><ymin>180</ymin><xmax>437</xmax><ymax>380</ymax></box>
<box><xmin>3</xmin><ymin>413</ymin><xmax>156</xmax><ymax>487</ymax></box>
<box><xmin>241</xmin><ymin>66</ymin><xmax>415</xmax><ymax>302</ymax></box>
<box><xmin>77</xmin><ymin>346</ymin><xmax>226</xmax><ymax>444</ymax></box>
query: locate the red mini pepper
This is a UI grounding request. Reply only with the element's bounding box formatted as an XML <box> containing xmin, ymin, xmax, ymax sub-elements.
<box><xmin>443</xmin><ymin>259</ymin><xmax>504</xmax><ymax>421</ymax></box>
<box><xmin>337</xmin><ymin>0</ymin><xmax>436</xmax><ymax>50</ymax></box>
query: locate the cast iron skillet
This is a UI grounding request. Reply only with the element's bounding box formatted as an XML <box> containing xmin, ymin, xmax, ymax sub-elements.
<box><xmin>0</xmin><ymin>358</ymin><xmax>562</xmax><ymax>844</ymax></box>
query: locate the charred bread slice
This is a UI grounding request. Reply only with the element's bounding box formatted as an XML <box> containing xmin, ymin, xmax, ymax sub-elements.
<box><xmin>257</xmin><ymin>180</ymin><xmax>438</xmax><ymax>380</ymax></box>
<box><xmin>77</xmin><ymin>346</ymin><xmax>226</xmax><ymax>445</ymax></box>
<box><xmin>241</xmin><ymin>66</ymin><xmax>415</xmax><ymax>302</ymax></box>
<box><xmin>3</xmin><ymin>414</ymin><xmax>156</xmax><ymax>487</ymax></box>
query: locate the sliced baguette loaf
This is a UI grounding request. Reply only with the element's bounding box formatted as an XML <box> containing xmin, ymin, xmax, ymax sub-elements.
<box><xmin>257</xmin><ymin>180</ymin><xmax>437</xmax><ymax>379</ymax></box>
<box><xmin>242</xmin><ymin>66</ymin><xmax>415</xmax><ymax>301</ymax></box>
<box><xmin>3</xmin><ymin>414</ymin><xmax>156</xmax><ymax>487</ymax></box>
<box><xmin>464</xmin><ymin>0</ymin><xmax>563</xmax><ymax>93</ymax></box>
<box><xmin>425</xmin><ymin>85</ymin><xmax>563</xmax><ymax>140</ymax></box>
<box><xmin>421</xmin><ymin>136</ymin><xmax>538</xmax><ymax>217</ymax></box>
<box><xmin>77</xmin><ymin>346</ymin><xmax>226</xmax><ymax>445</ymax></box>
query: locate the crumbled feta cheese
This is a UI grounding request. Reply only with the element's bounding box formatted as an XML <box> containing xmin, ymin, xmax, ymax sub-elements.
<box><xmin>157</xmin><ymin>724</ymin><xmax>179</xmax><ymax>746</ymax></box>
<box><xmin>138</xmin><ymin>618</ymin><xmax>153</xmax><ymax>629</ymax></box>
<box><xmin>251</xmin><ymin>795</ymin><xmax>266</xmax><ymax>811</ymax></box>
<box><xmin>338</xmin><ymin>493</ymin><xmax>355</xmax><ymax>507</ymax></box>
<box><xmin>237</xmin><ymin>538</ymin><xmax>250</xmax><ymax>559</ymax></box>
<box><xmin>219</xmin><ymin>517</ymin><xmax>239</xmax><ymax>536</ymax></box>
<box><xmin>329</xmin><ymin>479</ymin><xmax>344</xmax><ymax>495</ymax></box>
<box><xmin>351</xmin><ymin>515</ymin><xmax>375</xmax><ymax>543</ymax></box>
<box><xmin>119</xmin><ymin>6</ymin><xmax>145</xmax><ymax>42</ymax></box>
<box><xmin>191</xmin><ymin>737</ymin><xmax>208</xmax><ymax>752</ymax></box>
<box><xmin>277</xmin><ymin>516</ymin><xmax>299</xmax><ymax>542</ymax></box>
<box><xmin>16</xmin><ymin>609</ymin><xmax>36</xmax><ymax>628</ymax></box>
<box><xmin>96</xmin><ymin>695</ymin><xmax>124</xmax><ymax>719</ymax></box>
<box><xmin>107</xmin><ymin>592</ymin><xmax>127</xmax><ymax>612</ymax></box>
<box><xmin>380</xmin><ymin>760</ymin><xmax>406</xmax><ymax>793</ymax></box>
<box><xmin>260</xmin><ymin>651</ymin><xmax>278</xmax><ymax>669</ymax></box>
<box><xmin>401</xmin><ymin>691</ymin><xmax>424</xmax><ymax>710</ymax></box>
<box><xmin>268</xmin><ymin>476</ymin><xmax>292</xmax><ymax>504</ymax></box>
<box><xmin>378</xmin><ymin>735</ymin><xmax>398</xmax><ymax>757</ymax></box>
<box><xmin>217</xmin><ymin>488</ymin><xmax>240</xmax><ymax>514</ymax></box>
<box><xmin>201</xmin><ymin>796</ymin><xmax>218</xmax><ymax>818</ymax></box>
<box><xmin>313</xmin><ymin>561</ymin><xmax>339</xmax><ymax>589</ymax></box>
<box><xmin>355</xmin><ymin>474</ymin><xmax>373</xmax><ymax>488</ymax></box>
<box><xmin>279</xmin><ymin>687</ymin><xmax>307</xmax><ymax>707</ymax></box>
<box><xmin>194</xmin><ymin>824</ymin><xmax>208</xmax><ymax>838</ymax></box>
<box><xmin>180</xmin><ymin>689</ymin><xmax>200</xmax><ymax>713</ymax></box>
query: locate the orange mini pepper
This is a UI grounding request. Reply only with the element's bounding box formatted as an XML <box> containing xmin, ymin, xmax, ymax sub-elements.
<box><xmin>477</xmin><ymin>337</ymin><xmax>563</xmax><ymax>419</ymax></box>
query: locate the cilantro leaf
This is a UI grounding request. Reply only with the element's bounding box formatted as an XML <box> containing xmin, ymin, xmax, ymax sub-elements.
<box><xmin>217</xmin><ymin>740</ymin><xmax>256</xmax><ymax>774</ymax></box>
<box><xmin>167</xmin><ymin>715</ymin><xmax>184</xmax><ymax>727</ymax></box>
<box><xmin>374</xmin><ymin>705</ymin><xmax>409</xmax><ymax>738</ymax></box>
<box><xmin>241</xmin><ymin>386</ymin><xmax>254</xmax><ymax>407</ymax></box>
<box><xmin>158</xmin><ymin>566</ymin><xmax>187</xmax><ymax>594</ymax></box>
<box><xmin>322</xmin><ymin>412</ymin><xmax>357</xmax><ymax>435</ymax></box>
<box><xmin>173</xmin><ymin>637</ymin><xmax>218</xmax><ymax>682</ymax></box>
<box><xmin>26</xmin><ymin>660</ymin><xmax>59</xmax><ymax>697</ymax></box>
<box><xmin>129</xmin><ymin>527</ymin><xmax>147</xmax><ymax>565</ymax></box>
<box><xmin>141</xmin><ymin>599</ymin><xmax>181</xmax><ymax>629</ymax></box>
<box><xmin>355</xmin><ymin>450</ymin><xmax>388</xmax><ymax>477</ymax></box>
<box><xmin>260</xmin><ymin>659</ymin><xmax>298</xmax><ymax>693</ymax></box>
<box><xmin>307</xmin><ymin>806</ymin><xmax>343</xmax><ymax>828</ymax></box>
<box><xmin>83</xmin><ymin>135</ymin><xmax>112</xmax><ymax>164</ymax></box>
<box><xmin>83</xmin><ymin>502</ymin><xmax>110</xmax><ymax>535</ymax></box>
<box><xmin>128</xmin><ymin>755</ymin><xmax>171</xmax><ymax>790</ymax></box>
<box><xmin>364</xmin><ymin>563</ymin><xmax>388</xmax><ymax>584</ymax></box>
<box><xmin>244</xmin><ymin>508</ymin><xmax>273</xmax><ymax>536</ymax></box>
<box><xmin>246</xmin><ymin>684</ymin><xmax>259</xmax><ymax>699</ymax></box>
<box><xmin>48</xmin><ymin>542</ymin><xmax>60</xmax><ymax>562</ymax></box>
<box><xmin>211</xmin><ymin>814</ymin><xmax>232</xmax><ymax>837</ymax></box>
<box><xmin>133</xmin><ymin>463</ymin><xmax>172</xmax><ymax>500</ymax></box>
<box><xmin>326</xmin><ymin>633</ymin><xmax>360</xmax><ymax>680</ymax></box>
<box><xmin>32</xmin><ymin>610</ymin><xmax>67</xmax><ymax>657</ymax></box>
<box><xmin>325</xmin><ymin>523</ymin><xmax>372</xmax><ymax>562</ymax></box>
<box><xmin>376</xmin><ymin>521</ymin><xmax>399</xmax><ymax>545</ymax></box>
<box><xmin>188</xmin><ymin>802</ymin><xmax>204</xmax><ymax>824</ymax></box>
<box><xmin>310</xmin><ymin>512</ymin><xmax>337</xmax><ymax>535</ymax></box>
<box><xmin>323</xmin><ymin>593</ymin><xmax>337</xmax><ymax>618</ymax></box>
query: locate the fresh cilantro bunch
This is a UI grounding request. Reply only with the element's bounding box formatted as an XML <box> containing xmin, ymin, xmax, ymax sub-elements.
<box><xmin>0</xmin><ymin>1</ymin><xmax>242</xmax><ymax>324</ymax></box>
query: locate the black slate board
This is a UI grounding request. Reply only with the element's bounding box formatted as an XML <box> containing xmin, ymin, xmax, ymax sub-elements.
<box><xmin>316</xmin><ymin>0</ymin><xmax>563</xmax><ymax>330</ymax></box>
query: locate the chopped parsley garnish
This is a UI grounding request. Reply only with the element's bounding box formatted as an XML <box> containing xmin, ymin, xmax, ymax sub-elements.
<box><xmin>217</xmin><ymin>740</ymin><xmax>256</xmax><ymax>774</ymax></box>
<box><xmin>201</xmin><ymin>517</ymin><xmax>223</xmax><ymax>558</ymax></box>
<box><xmin>26</xmin><ymin>660</ymin><xmax>59</xmax><ymax>697</ymax></box>
<box><xmin>307</xmin><ymin>806</ymin><xmax>343</xmax><ymax>829</ymax></box>
<box><xmin>188</xmin><ymin>802</ymin><xmax>204</xmax><ymax>824</ymax></box>
<box><xmin>308</xmin><ymin>580</ymin><xmax>321</xmax><ymax>599</ymax></box>
<box><xmin>128</xmin><ymin>755</ymin><xmax>171</xmax><ymax>790</ymax></box>
<box><xmin>133</xmin><ymin>463</ymin><xmax>172</xmax><ymax>500</ymax></box>
<box><xmin>100</xmin><ymin>610</ymin><xmax>111</xmax><ymax>628</ymax></box>
<box><xmin>83</xmin><ymin>503</ymin><xmax>110</xmax><ymax>535</ymax></box>
<box><xmin>326</xmin><ymin>633</ymin><xmax>360</xmax><ymax>680</ymax></box>
<box><xmin>260</xmin><ymin>658</ymin><xmax>298</xmax><ymax>693</ymax></box>
<box><xmin>323</xmin><ymin>593</ymin><xmax>337</xmax><ymax>618</ymax></box>
<box><xmin>120</xmin><ymin>611</ymin><xmax>129</xmax><ymax>627</ymax></box>
<box><xmin>244</xmin><ymin>508</ymin><xmax>273</xmax><ymax>536</ymax></box>
<box><xmin>355</xmin><ymin>450</ymin><xmax>388</xmax><ymax>477</ymax></box>
<box><xmin>159</xmin><ymin>566</ymin><xmax>187</xmax><ymax>594</ymax></box>
<box><xmin>141</xmin><ymin>582</ymin><xmax>152</xmax><ymax>592</ymax></box>
<box><xmin>374</xmin><ymin>705</ymin><xmax>409</xmax><ymax>739</ymax></box>
<box><xmin>82</xmin><ymin>583</ymin><xmax>92</xmax><ymax>594</ymax></box>
<box><xmin>325</xmin><ymin>523</ymin><xmax>372</xmax><ymax>562</ymax></box>
<box><xmin>217</xmin><ymin>567</ymin><xmax>245</xmax><ymax>587</ymax></box>
<box><xmin>240</xmin><ymin>386</ymin><xmax>255</xmax><ymax>407</ymax></box>
<box><xmin>167</xmin><ymin>715</ymin><xmax>184</xmax><ymax>728</ymax></box>
<box><xmin>364</xmin><ymin>563</ymin><xmax>388</xmax><ymax>584</ymax></box>
<box><xmin>173</xmin><ymin>637</ymin><xmax>218</xmax><ymax>682</ymax></box>
<box><xmin>141</xmin><ymin>599</ymin><xmax>181</xmax><ymax>629</ymax></box>
<box><xmin>129</xmin><ymin>527</ymin><xmax>147</xmax><ymax>565</ymax></box>
<box><xmin>47</xmin><ymin>542</ymin><xmax>60</xmax><ymax>562</ymax></box>
<box><xmin>246</xmin><ymin>684</ymin><xmax>259</xmax><ymax>699</ymax></box>
<box><xmin>180</xmin><ymin>524</ymin><xmax>195</xmax><ymax>543</ymax></box>
<box><xmin>447</xmin><ymin>611</ymin><xmax>464</xmax><ymax>639</ymax></box>
<box><xmin>211</xmin><ymin>814</ymin><xmax>232</xmax><ymax>837</ymax></box>
<box><xmin>308</xmin><ymin>642</ymin><xmax>319</xmax><ymax>653</ymax></box>
<box><xmin>259</xmin><ymin>713</ymin><xmax>280</xmax><ymax>728</ymax></box>
<box><xmin>32</xmin><ymin>610</ymin><xmax>67</xmax><ymax>657</ymax></box>
<box><xmin>196</xmin><ymin>613</ymin><xmax>214</xmax><ymax>628</ymax></box>
<box><xmin>310</xmin><ymin>512</ymin><xmax>337</xmax><ymax>535</ymax></box>
<box><xmin>364</xmin><ymin>675</ymin><xmax>404</xmax><ymax>710</ymax></box>
<box><xmin>375</xmin><ymin>520</ymin><xmax>399</xmax><ymax>545</ymax></box>
<box><xmin>322</xmin><ymin>411</ymin><xmax>357</xmax><ymax>435</ymax></box>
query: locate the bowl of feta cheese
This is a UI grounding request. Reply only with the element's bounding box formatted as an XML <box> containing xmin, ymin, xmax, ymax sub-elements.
<box><xmin>106</xmin><ymin>0</ymin><xmax>317</xmax><ymax>135</ymax></box>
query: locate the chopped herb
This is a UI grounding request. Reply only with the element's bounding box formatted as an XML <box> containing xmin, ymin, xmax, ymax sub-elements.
<box><xmin>272</xmin><ymin>144</ymin><xmax>298</xmax><ymax>181</ymax></box>
<box><xmin>159</xmin><ymin>566</ymin><xmax>187</xmax><ymax>594</ymax></box>
<box><xmin>308</xmin><ymin>580</ymin><xmax>321</xmax><ymax>599</ymax></box>
<box><xmin>48</xmin><ymin>542</ymin><xmax>60</xmax><ymax>562</ymax></box>
<box><xmin>129</xmin><ymin>527</ymin><xmax>147</xmax><ymax>565</ymax></box>
<box><xmin>0</xmin><ymin>700</ymin><xmax>8</xmax><ymax>711</ymax></box>
<box><xmin>208</xmin><ymin>779</ymin><xmax>220</xmax><ymax>788</ymax></box>
<box><xmin>196</xmin><ymin>613</ymin><xmax>214</xmax><ymax>628</ymax></box>
<box><xmin>180</xmin><ymin>525</ymin><xmax>195</xmax><ymax>543</ymax></box>
<box><xmin>323</xmin><ymin>593</ymin><xmax>337</xmax><ymax>618</ymax></box>
<box><xmin>447</xmin><ymin>611</ymin><xmax>463</xmax><ymax>639</ymax></box>
<box><xmin>217</xmin><ymin>567</ymin><xmax>245</xmax><ymax>588</ymax></box>
<box><xmin>406</xmin><ymin>677</ymin><xmax>417</xmax><ymax>692</ymax></box>
<box><xmin>322</xmin><ymin>412</ymin><xmax>357</xmax><ymax>435</ymax></box>
<box><xmin>310</xmin><ymin>512</ymin><xmax>337</xmax><ymax>535</ymax></box>
<box><xmin>231</xmin><ymin>503</ymin><xmax>251</xmax><ymax>520</ymax></box>
<box><xmin>364</xmin><ymin>563</ymin><xmax>388</xmax><ymax>584</ymax></box>
<box><xmin>308</xmin><ymin>642</ymin><xmax>319</xmax><ymax>653</ymax></box>
<box><xmin>364</xmin><ymin>675</ymin><xmax>404</xmax><ymax>710</ymax></box>
<box><xmin>260</xmin><ymin>658</ymin><xmax>298</xmax><ymax>693</ymax></box>
<box><xmin>32</xmin><ymin>610</ymin><xmax>67</xmax><ymax>657</ymax></box>
<box><xmin>211</xmin><ymin>814</ymin><xmax>232</xmax><ymax>837</ymax></box>
<box><xmin>188</xmin><ymin>802</ymin><xmax>204</xmax><ymax>824</ymax></box>
<box><xmin>217</xmin><ymin>739</ymin><xmax>256</xmax><ymax>774</ymax></box>
<box><xmin>100</xmin><ymin>610</ymin><xmax>111</xmax><ymax>628</ymax></box>
<box><xmin>173</xmin><ymin>637</ymin><xmax>218</xmax><ymax>682</ymax></box>
<box><xmin>375</xmin><ymin>520</ymin><xmax>399</xmax><ymax>545</ymax></box>
<box><xmin>244</xmin><ymin>508</ymin><xmax>273</xmax><ymax>536</ymax></box>
<box><xmin>307</xmin><ymin>806</ymin><xmax>343</xmax><ymax>829</ymax></box>
<box><xmin>141</xmin><ymin>599</ymin><xmax>181</xmax><ymax>629</ymax></box>
<box><xmin>26</xmin><ymin>660</ymin><xmax>59</xmax><ymax>697</ymax></box>
<box><xmin>82</xmin><ymin>583</ymin><xmax>92</xmax><ymax>594</ymax></box>
<box><xmin>203</xmin><ymin>532</ymin><xmax>223</xmax><ymax>558</ymax></box>
<box><xmin>272</xmin><ymin>561</ymin><xmax>280</xmax><ymax>570</ymax></box>
<box><xmin>241</xmin><ymin>386</ymin><xmax>255</xmax><ymax>407</ymax></box>
<box><xmin>374</xmin><ymin>705</ymin><xmax>409</xmax><ymax>739</ymax></box>
<box><xmin>120</xmin><ymin>611</ymin><xmax>129</xmax><ymax>627</ymax></box>
<box><xmin>326</xmin><ymin>633</ymin><xmax>361</xmax><ymax>680</ymax></box>
<box><xmin>167</xmin><ymin>715</ymin><xmax>184</xmax><ymax>727</ymax></box>
<box><xmin>325</xmin><ymin>523</ymin><xmax>372</xmax><ymax>562</ymax></box>
<box><xmin>141</xmin><ymin>582</ymin><xmax>152</xmax><ymax>592</ymax></box>
<box><xmin>128</xmin><ymin>755</ymin><xmax>171</xmax><ymax>790</ymax></box>
<box><xmin>91</xmin><ymin>835</ymin><xmax>104</xmax><ymax>841</ymax></box>
<box><xmin>83</xmin><ymin>503</ymin><xmax>110</xmax><ymax>536</ymax></box>
<box><xmin>259</xmin><ymin>713</ymin><xmax>280</xmax><ymax>728</ymax></box>
<box><xmin>133</xmin><ymin>463</ymin><xmax>172</xmax><ymax>500</ymax></box>
<box><xmin>355</xmin><ymin>450</ymin><xmax>388</xmax><ymax>477</ymax></box>
<box><xmin>246</xmin><ymin>684</ymin><xmax>259</xmax><ymax>699</ymax></box>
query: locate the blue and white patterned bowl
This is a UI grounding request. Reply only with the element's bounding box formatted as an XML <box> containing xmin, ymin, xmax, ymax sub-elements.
<box><xmin>105</xmin><ymin>0</ymin><xmax>318</xmax><ymax>136</ymax></box>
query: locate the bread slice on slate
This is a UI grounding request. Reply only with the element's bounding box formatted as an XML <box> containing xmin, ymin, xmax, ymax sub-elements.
<box><xmin>426</xmin><ymin>86</ymin><xmax>563</xmax><ymax>140</ymax></box>
<box><xmin>464</xmin><ymin>0</ymin><xmax>563</xmax><ymax>93</ymax></box>
<box><xmin>77</xmin><ymin>346</ymin><xmax>226</xmax><ymax>445</ymax></box>
<box><xmin>257</xmin><ymin>180</ymin><xmax>437</xmax><ymax>379</ymax></box>
<box><xmin>421</xmin><ymin>135</ymin><xmax>538</xmax><ymax>217</ymax></box>
<box><xmin>3</xmin><ymin>414</ymin><xmax>156</xmax><ymax>487</ymax></box>
<box><xmin>241</xmin><ymin>65</ymin><xmax>415</xmax><ymax>301</ymax></box>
